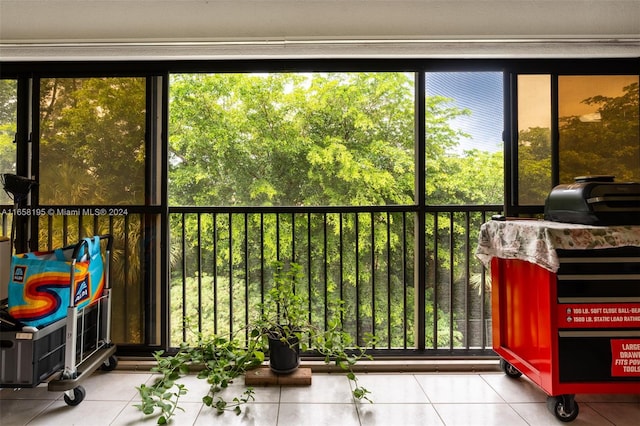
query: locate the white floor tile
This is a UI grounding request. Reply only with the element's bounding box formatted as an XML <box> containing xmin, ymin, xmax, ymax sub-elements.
<box><xmin>26</xmin><ymin>399</ymin><xmax>130</xmax><ymax>426</ymax></box>
<box><xmin>278</xmin><ymin>402</ymin><xmax>360</xmax><ymax>426</ymax></box>
<box><xmin>352</xmin><ymin>373</ymin><xmax>429</xmax><ymax>403</ymax></box>
<box><xmin>434</xmin><ymin>403</ymin><xmax>528</xmax><ymax>426</ymax></box>
<box><xmin>193</xmin><ymin>402</ymin><xmax>279</xmax><ymax>426</ymax></box>
<box><xmin>357</xmin><ymin>402</ymin><xmax>445</xmax><ymax>426</ymax></box>
<box><xmin>1</xmin><ymin>370</ymin><xmax>638</xmax><ymax>425</ymax></box>
<box><xmin>586</xmin><ymin>402</ymin><xmax>640</xmax><ymax>426</ymax></box>
<box><xmin>81</xmin><ymin>371</ymin><xmax>153</xmax><ymax>402</ymax></box>
<box><xmin>510</xmin><ymin>401</ymin><xmax>614</xmax><ymax>426</ymax></box>
<box><xmin>480</xmin><ymin>372</ymin><xmax>547</xmax><ymax>403</ymax></box>
<box><xmin>0</xmin><ymin>398</ymin><xmax>56</xmax><ymax>426</ymax></box>
<box><xmin>279</xmin><ymin>374</ymin><xmax>353</xmax><ymax>404</ymax></box>
<box><xmin>414</xmin><ymin>374</ymin><xmax>504</xmax><ymax>404</ymax></box>
<box><xmin>112</xmin><ymin>400</ymin><xmax>203</xmax><ymax>426</ymax></box>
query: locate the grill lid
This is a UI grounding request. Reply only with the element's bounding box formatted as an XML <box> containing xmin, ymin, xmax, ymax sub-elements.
<box><xmin>544</xmin><ymin>176</ymin><xmax>640</xmax><ymax>226</ymax></box>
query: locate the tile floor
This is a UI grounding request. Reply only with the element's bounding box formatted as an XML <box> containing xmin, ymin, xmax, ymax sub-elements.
<box><xmin>1</xmin><ymin>369</ymin><xmax>639</xmax><ymax>426</ymax></box>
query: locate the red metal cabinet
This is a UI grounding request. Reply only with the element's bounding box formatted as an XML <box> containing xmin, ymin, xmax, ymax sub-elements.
<box><xmin>490</xmin><ymin>248</ymin><xmax>640</xmax><ymax>421</ymax></box>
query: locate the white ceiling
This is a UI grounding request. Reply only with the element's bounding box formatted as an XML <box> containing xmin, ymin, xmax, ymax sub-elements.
<box><xmin>1</xmin><ymin>0</ymin><xmax>639</xmax><ymax>60</ymax></box>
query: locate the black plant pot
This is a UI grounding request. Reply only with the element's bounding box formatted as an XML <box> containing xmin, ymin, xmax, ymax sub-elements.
<box><xmin>267</xmin><ymin>331</ymin><xmax>300</xmax><ymax>374</ymax></box>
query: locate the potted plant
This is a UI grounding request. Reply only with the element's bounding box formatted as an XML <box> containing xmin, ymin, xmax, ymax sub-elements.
<box><xmin>260</xmin><ymin>261</ymin><xmax>305</xmax><ymax>373</ymax></box>
<box><xmin>135</xmin><ymin>261</ymin><xmax>375</xmax><ymax>424</ymax></box>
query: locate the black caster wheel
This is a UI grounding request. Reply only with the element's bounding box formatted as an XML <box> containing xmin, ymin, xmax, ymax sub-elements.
<box><xmin>63</xmin><ymin>386</ymin><xmax>86</xmax><ymax>406</ymax></box>
<box><xmin>101</xmin><ymin>355</ymin><xmax>118</xmax><ymax>371</ymax></box>
<box><xmin>546</xmin><ymin>395</ymin><xmax>579</xmax><ymax>422</ymax></box>
<box><xmin>500</xmin><ymin>358</ymin><xmax>522</xmax><ymax>378</ymax></box>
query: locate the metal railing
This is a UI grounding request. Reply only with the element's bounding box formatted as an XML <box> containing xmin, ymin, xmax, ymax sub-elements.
<box><xmin>1</xmin><ymin>204</ymin><xmax>501</xmax><ymax>357</ymax></box>
<box><xmin>169</xmin><ymin>204</ymin><xmax>501</xmax><ymax>357</ymax></box>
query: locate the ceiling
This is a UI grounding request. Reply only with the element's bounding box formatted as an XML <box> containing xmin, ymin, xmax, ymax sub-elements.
<box><xmin>1</xmin><ymin>0</ymin><xmax>639</xmax><ymax>60</ymax></box>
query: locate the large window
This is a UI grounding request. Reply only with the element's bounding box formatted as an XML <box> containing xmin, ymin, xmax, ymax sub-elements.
<box><xmin>169</xmin><ymin>73</ymin><xmax>415</xmax><ymax>207</ymax></box>
<box><xmin>517</xmin><ymin>75</ymin><xmax>552</xmax><ymax>206</ymax></box>
<box><xmin>425</xmin><ymin>72</ymin><xmax>504</xmax><ymax>205</ymax></box>
<box><xmin>1</xmin><ymin>59</ymin><xmax>637</xmax><ymax>354</ymax></box>
<box><xmin>37</xmin><ymin>77</ymin><xmax>148</xmax><ymax>344</ymax></box>
<box><xmin>516</xmin><ymin>73</ymin><xmax>640</xmax><ymax>207</ymax></box>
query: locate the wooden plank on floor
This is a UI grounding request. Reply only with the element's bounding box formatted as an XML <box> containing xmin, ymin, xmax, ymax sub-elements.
<box><xmin>244</xmin><ymin>366</ymin><xmax>312</xmax><ymax>386</ymax></box>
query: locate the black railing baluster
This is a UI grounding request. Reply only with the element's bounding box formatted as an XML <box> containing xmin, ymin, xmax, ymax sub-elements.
<box><xmin>370</xmin><ymin>211</ymin><xmax>376</xmax><ymax>348</ymax></box>
<box><xmin>181</xmin><ymin>212</ymin><xmax>187</xmax><ymax>342</ymax></box>
<box><xmin>355</xmin><ymin>212</ymin><xmax>360</xmax><ymax>343</ymax></box>
<box><xmin>464</xmin><ymin>211</ymin><xmax>471</xmax><ymax>350</ymax></box>
<box><xmin>306</xmin><ymin>212</ymin><xmax>312</xmax><ymax>323</ymax></box>
<box><xmin>228</xmin><ymin>212</ymin><xmax>233</xmax><ymax>339</ymax></box>
<box><xmin>386</xmin><ymin>211</ymin><xmax>392</xmax><ymax>349</ymax></box>
<box><xmin>322</xmin><ymin>212</ymin><xmax>328</xmax><ymax>329</ymax></box>
<box><xmin>123</xmin><ymin>213</ymin><xmax>131</xmax><ymax>342</ymax></box>
<box><xmin>432</xmin><ymin>212</ymin><xmax>438</xmax><ymax>348</ymax></box>
<box><xmin>244</xmin><ymin>212</ymin><xmax>249</xmax><ymax>341</ymax></box>
<box><xmin>259</xmin><ymin>213</ymin><xmax>265</xmax><ymax>312</ymax></box>
<box><xmin>213</xmin><ymin>212</ymin><xmax>218</xmax><ymax>335</ymax></box>
<box><xmin>402</xmin><ymin>211</ymin><xmax>408</xmax><ymax>349</ymax></box>
<box><xmin>449</xmin><ymin>211</ymin><xmax>454</xmax><ymax>351</ymax></box>
<box><xmin>197</xmin><ymin>213</ymin><xmax>202</xmax><ymax>333</ymax></box>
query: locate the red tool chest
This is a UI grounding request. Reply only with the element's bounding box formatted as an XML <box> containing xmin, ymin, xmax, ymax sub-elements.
<box><xmin>478</xmin><ymin>220</ymin><xmax>640</xmax><ymax>422</ymax></box>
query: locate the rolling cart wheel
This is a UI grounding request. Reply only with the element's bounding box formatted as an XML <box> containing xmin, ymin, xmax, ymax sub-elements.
<box><xmin>499</xmin><ymin>358</ymin><xmax>522</xmax><ymax>378</ymax></box>
<box><xmin>63</xmin><ymin>386</ymin><xmax>86</xmax><ymax>406</ymax></box>
<box><xmin>546</xmin><ymin>395</ymin><xmax>579</xmax><ymax>422</ymax></box>
<box><xmin>101</xmin><ymin>355</ymin><xmax>118</xmax><ymax>371</ymax></box>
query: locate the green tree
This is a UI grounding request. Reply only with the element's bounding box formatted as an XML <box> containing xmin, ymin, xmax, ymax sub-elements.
<box><xmin>518</xmin><ymin>126</ymin><xmax>552</xmax><ymax>205</ymax></box>
<box><xmin>559</xmin><ymin>82</ymin><xmax>639</xmax><ymax>183</ymax></box>
<box><xmin>168</xmin><ymin>72</ymin><xmax>501</xmax><ymax>349</ymax></box>
<box><xmin>0</xmin><ymin>79</ymin><xmax>17</xmax><ymax>205</ymax></box>
<box><xmin>36</xmin><ymin>77</ymin><xmax>147</xmax><ymax>344</ymax></box>
<box><xmin>39</xmin><ymin>78</ymin><xmax>146</xmax><ymax>205</ymax></box>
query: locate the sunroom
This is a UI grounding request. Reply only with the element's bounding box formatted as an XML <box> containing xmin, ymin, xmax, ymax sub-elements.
<box><xmin>0</xmin><ymin>1</ymin><xmax>639</xmax><ymax>425</ymax></box>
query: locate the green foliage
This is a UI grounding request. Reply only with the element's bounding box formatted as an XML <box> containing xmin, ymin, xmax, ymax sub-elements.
<box><xmin>517</xmin><ymin>81</ymin><xmax>639</xmax><ymax>204</ymax></box>
<box><xmin>166</xmin><ymin>72</ymin><xmax>504</xmax><ymax>353</ymax></box>
<box><xmin>33</xmin><ymin>77</ymin><xmax>148</xmax><ymax>344</ymax></box>
<box><xmin>0</xmin><ymin>79</ymin><xmax>17</xmax><ymax>204</ymax></box>
<box><xmin>135</xmin><ymin>334</ymin><xmax>263</xmax><ymax>424</ymax></box>
<box><xmin>139</xmin><ymin>262</ymin><xmax>376</xmax><ymax>424</ymax></box>
<box><xmin>518</xmin><ymin>126</ymin><xmax>552</xmax><ymax>205</ymax></box>
<box><xmin>38</xmin><ymin>77</ymin><xmax>146</xmax><ymax>205</ymax></box>
<box><xmin>559</xmin><ymin>81</ymin><xmax>639</xmax><ymax>183</ymax></box>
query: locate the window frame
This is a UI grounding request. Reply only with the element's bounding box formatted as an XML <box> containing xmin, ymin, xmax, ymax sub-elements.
<box><xmin>1</xmin><ymin>58</ymin><xmax>638</xmax><ymax>353</ymax></box>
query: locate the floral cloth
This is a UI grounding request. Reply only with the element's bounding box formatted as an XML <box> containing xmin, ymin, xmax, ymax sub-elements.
<box><xmin>476</xmin><ymin>219</ymin><xmax>640</xmax><ymax>272</ymax></box>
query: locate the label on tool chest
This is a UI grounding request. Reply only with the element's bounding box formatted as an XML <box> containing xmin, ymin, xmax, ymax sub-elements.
<box><xmin>559</xmin><ymin>303</ymin><xmax>640</xmax><ymax>328</ymax></box>
<box><xmin>611</xmin><ymin>339</ymin><xmax>640</xmax><ymax>377</ymax></box>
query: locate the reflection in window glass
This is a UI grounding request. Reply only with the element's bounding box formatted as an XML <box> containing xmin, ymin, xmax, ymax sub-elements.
<box><xmin>169</xmin><ymin>73</ymin><xmax>415</xmax><ymax>207</ymax></box>
<box><xmin>0</xmin><ymin>79</ymin><xmax>17</xmax><ymax>205</ymax></box>
<box><xmin>38</xmin><ymin>77</ymin><xmax>147</xmax><ymax>345</ymax></box>
<box><xmin>517</xmin><ymin>75</ymin><xmax>552</xmax><ymax>205</ymax></box>
<box><xmin>425</xmin><ymin>72</ymin><xmax>504</xmax><ymax>205</ymax></box>
<box><xmin>558</xmin><ymin>76</ymin><xmax>639</xmax><ymax>184</ymax></box>
<box><xmin>39</xmin><ymin>78</ymin><xmax>146</xmax><ymax>205</ymax></box>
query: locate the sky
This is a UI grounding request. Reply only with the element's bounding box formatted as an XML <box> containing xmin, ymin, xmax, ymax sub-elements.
<box><xmin>425</xmin><ymin>73</ymin><xmax>637</xmax><ymax>154</ymax></box>
<box><xmin>425</xmin><ymin>72</ymin><xmax>504</xmax><ymax>153</ymax></box>
<box><xmin>518</xmin><ymin>74</ymin><xmax>635</xmax><ymax>129</ymax></box>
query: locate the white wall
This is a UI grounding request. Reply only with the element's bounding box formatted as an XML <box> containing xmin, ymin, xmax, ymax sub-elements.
<box><xmin>1</xmin><ymin>0</ymin><xmax>639</xmax><ymax>60</ymax></box>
